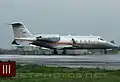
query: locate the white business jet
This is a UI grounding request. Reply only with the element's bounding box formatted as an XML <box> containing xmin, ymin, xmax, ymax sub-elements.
<box><xmin>10</xmin><ymin>22</ymin><xmax>118</xmax><ymax>54</ymax></box>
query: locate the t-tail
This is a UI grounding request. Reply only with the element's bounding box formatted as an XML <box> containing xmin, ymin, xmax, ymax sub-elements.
<box><xmin>10</xmin><ymin>22</ymin><xmax>33</xmax><ymax>45</ymax></box>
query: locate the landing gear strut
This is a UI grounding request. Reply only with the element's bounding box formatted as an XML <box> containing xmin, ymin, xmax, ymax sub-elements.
<box><xmin>53</xmin><ymin>49</ymin><xmax>58</xmax><ymax>54</ymax></box>
<box><xmin>104</xmin><ymin>49</ymin><xmax>107</xmax><ymax>54</ymax></box>
<box><xmin>62</xmin><ymin>50</ymin><xmax>67</xmax><ymax>54</ymax></box>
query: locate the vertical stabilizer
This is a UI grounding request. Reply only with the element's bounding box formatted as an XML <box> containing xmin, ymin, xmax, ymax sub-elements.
<box><xmin>11</xmin><ymin>22</ymin><xmax>32</xmax><ymax>38</ymax></box>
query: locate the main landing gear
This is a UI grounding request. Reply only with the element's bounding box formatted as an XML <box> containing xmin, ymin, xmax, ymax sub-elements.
<box><xmin>53</xmin><ymin>49</ymin><xmax>58</xmax><ymax>54</ymax></box>
<box><xmin>104</xmin><ymin>49</ymin><xmax>107</xmax><ymax>54</ymax></box>
<box><xmin>53</xmin><ymin>49</ymin><xmax>67</xmax><ymax>55</ymax></box>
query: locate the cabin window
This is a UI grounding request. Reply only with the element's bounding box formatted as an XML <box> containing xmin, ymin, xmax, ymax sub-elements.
<box><xmin>84</xmin><ymin>40</ymin><xmax>86</xmax><ymax>43</ymax></box>
<box><xmin>76</xmin><ymin>40</ymin><xmax>78</xmax><ymax>43</ymax></box>
<box><xmin>80</xmin><ymin>40</ymin><xmax>82</xmax><ymax>43</ymax></box>
<box><xmin>88</xmin><ymin>40</ymin><xmax>90</xmax><ymax>43</ymax></box>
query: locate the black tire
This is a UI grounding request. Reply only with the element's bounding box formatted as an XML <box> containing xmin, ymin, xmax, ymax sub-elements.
<box><xmin>104</xmin><ymin>50</ymin><xmax>107</xmax><ymax>54</ymax></box>
<box><xmin>62</xmin><ymin>50</ymin><xmax>67</xmax><ymax>54</ymax></box>
<box><xmin>53</xmin><ymin>49</ymin><xmax>58</xmax><ymax>54</ymax></box>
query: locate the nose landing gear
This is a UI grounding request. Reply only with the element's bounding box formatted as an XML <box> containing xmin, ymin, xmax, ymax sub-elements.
<box><xmin>104</xmin><ymin>49</ymin><xmax>107</xmax><ymax>54</ymax></box>
<box><xmin>62</xmin><ymin>50</ymin><xmax>67</xmax><ymax>54</ymax></box>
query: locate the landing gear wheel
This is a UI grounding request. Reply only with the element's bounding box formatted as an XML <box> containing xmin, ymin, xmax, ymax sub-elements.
<box><xmin>104</xmin><ymin>49</ymin><xmax>107</xmax><ymax>54</ymax></box>
<box><xmin>62</xmin><ymin>50</ymin><xmax>67</xmax><ymax>54</ymax></box>
<box><xmin>53</xmin><ymin>49</ymin><xmax>58</xmax><ymax>54</ymax></box>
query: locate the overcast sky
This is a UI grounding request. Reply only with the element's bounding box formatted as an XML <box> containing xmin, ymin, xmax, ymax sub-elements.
<box><xmin>0</xmin><ymin>0</ymin><xmax>120</xmax><ymax>49</ymax></box>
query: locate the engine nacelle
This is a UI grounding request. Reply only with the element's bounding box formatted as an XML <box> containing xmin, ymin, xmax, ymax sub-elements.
<box><xmin>36</xmin><ymin>35</ymin><xmax>60</xmax><ymax>42</ymax></box>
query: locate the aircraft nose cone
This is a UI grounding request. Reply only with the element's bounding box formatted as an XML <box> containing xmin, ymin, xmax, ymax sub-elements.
<box><xmin>107</xmin><ymin>42</ymin><xmax>118</xmax><ymax>48</ymax></box>
<box><xmin>111</xmin><ymin>43</ymin><xmax>118</xmax><ymax>48</ymax></box>
<box><xmin>114</xmin><ymin>45</ymin><xmax>119</xmax><ymax>48</ymax></box>
<box><xmin>108</xmin><ymin>40</ymin><xmax>118</xmax><ymax>48</ymax></box>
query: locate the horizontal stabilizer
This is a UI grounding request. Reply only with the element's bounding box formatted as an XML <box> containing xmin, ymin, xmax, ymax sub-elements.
<box><xmin>11</xmin><ymin>40</ymin><xmax>20</xmax><ymax>45</ymax></box>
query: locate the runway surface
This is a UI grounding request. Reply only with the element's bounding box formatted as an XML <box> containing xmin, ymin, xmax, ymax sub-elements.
<box><xmin>1</xmin><ymin>54</ymin><xmax>120</xmax><ymax>69</ymax></box>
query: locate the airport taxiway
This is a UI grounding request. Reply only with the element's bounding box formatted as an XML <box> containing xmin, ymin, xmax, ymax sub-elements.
<box><xmin>1</xmin><ymin>54</ymin><xmax>120</xmax><ymax>69</ymax></box>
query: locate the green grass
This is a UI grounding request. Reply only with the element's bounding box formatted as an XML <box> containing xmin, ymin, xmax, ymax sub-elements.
<box><xmin>0</xmin><ymin>63</ymin><xmax>120</xmax><ymax>82</ymax></box>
